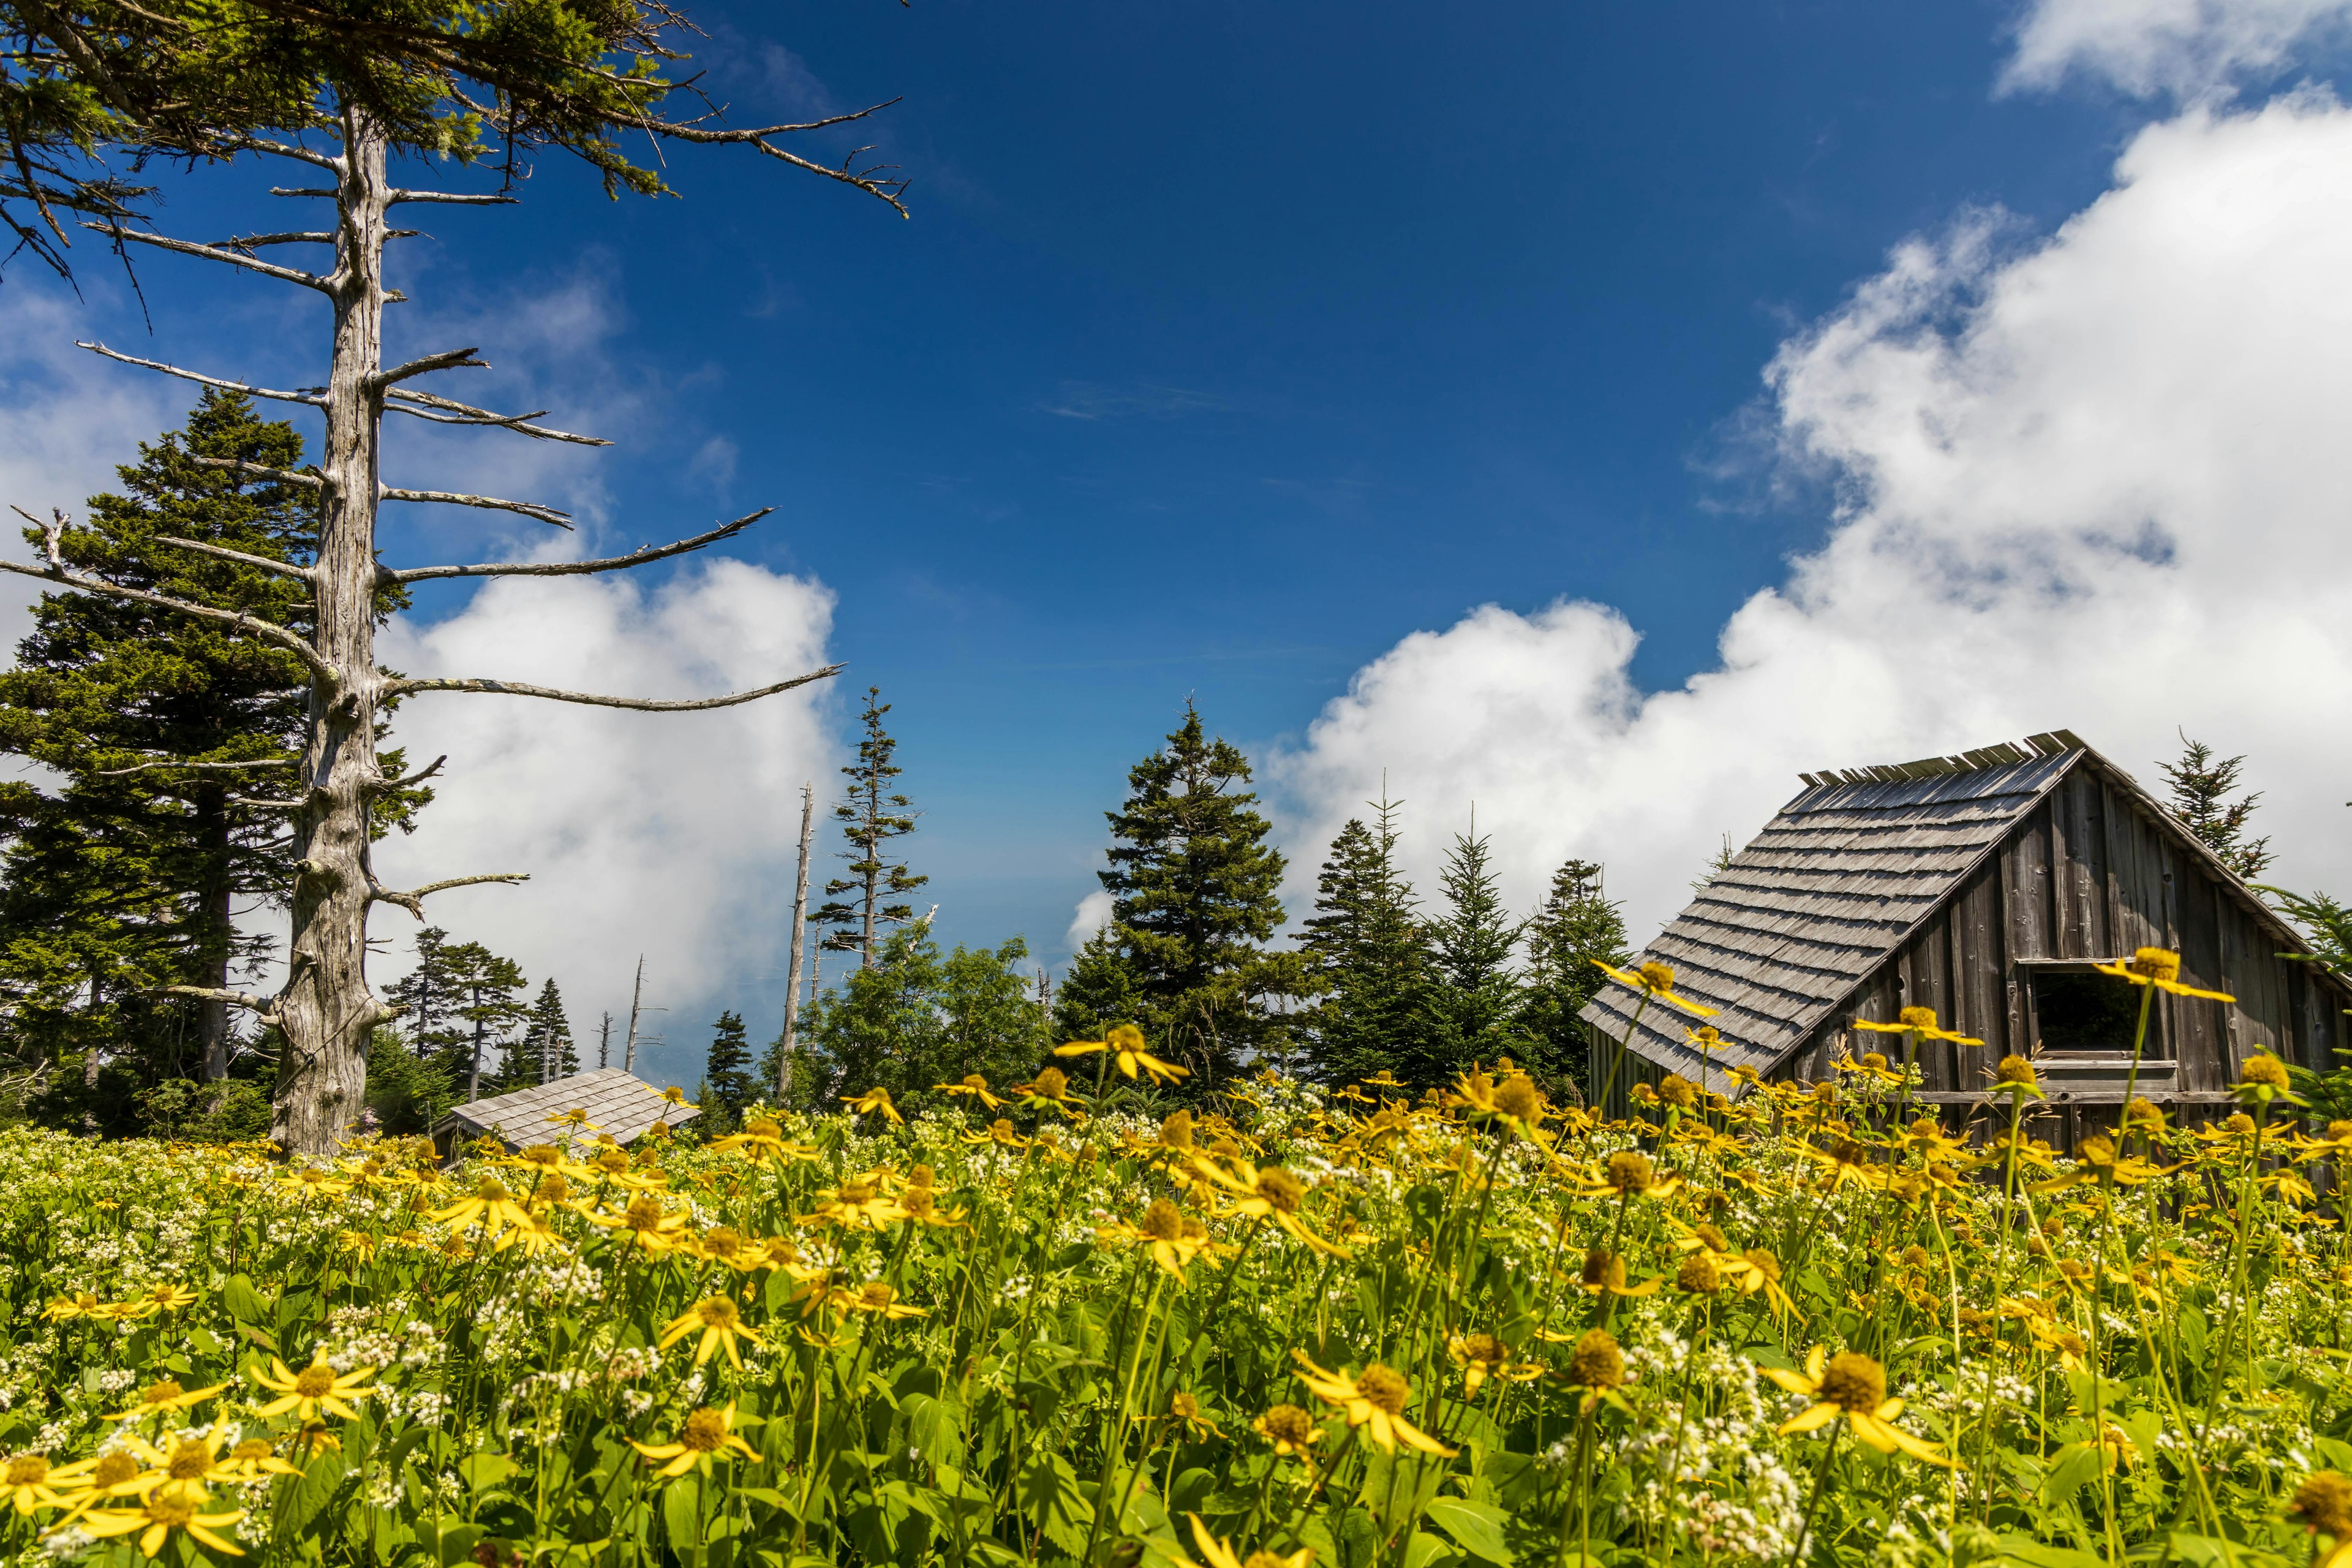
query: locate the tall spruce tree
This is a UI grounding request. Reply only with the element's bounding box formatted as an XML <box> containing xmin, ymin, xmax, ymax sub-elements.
<box><xmin>2160</xmin><ymin>733</ymin><xmax>2272</xmax><ymax>881</ymax></box>
<box><xmin>1425</xmin><ymin>827</ymin><xmax>1526</xmax><ymax>1082</ymax></box>
<box><xmin>1300</xmin><ymin>797</ymin><xmax>1432</xmax><ymax>1087</ymax></box>
<box><xmin>385</xmin><ymin>927</ymin><xmax>462</xmax><ymax>1061</ymax></box>
<box><xmin>1055</xmin><ymin>703</ymin><xmax>1307</xmax><ymax>1085</ymax></box>
<box><xmin>508</xmin><ymin>978</ymin><xmax>576</xmax><ymax>1085</ymax></box>
<box><xmin>703</xmin><ymin>1010</ymin><xmax>755</xmax><ymax>1130</ymax></box>
<box><xmin>811</xmin><ymin>688</ymin><xmax>927</xmax><ymax>967</ymax></box>
<box><xmin>0</xmin><ymin>391</ymin><xmax>424</xmax><ymax>1099</ymax></box>
<box><xmin>403</xmin><ymin>938</ymin><xmax>528</xmax><ymax>1101</ymax></box>
<box><xmin>1518</xmin><ymin>859</ymin><xmax>1630</xmax><ymax>1094</ymax></box>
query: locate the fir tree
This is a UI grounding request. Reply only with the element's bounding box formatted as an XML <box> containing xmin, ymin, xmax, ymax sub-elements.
<box><xmin>810</xmin><ymin>688</ymin><xmax>928</xmax><ymax>967</ymax></box>
<box><xmin>2160</xmin><ymin>733</ymin><xmax>2272</xmax><ymax>880</ymax></box>
<box><xmin>0</xmin><ymin>391</ymin><xmax>425</xmax><ymax>1096</ymax></box>
<box><xmin>1054</xmin><ymin>703</ymin><xmax>1308</xmax><ymax>1085</ymax></box>
<box><xmin>1300</xmin><ymin>797</ymin><xmax>1432</xmax><ymax>1087</ymax></box>
<box><xmin>1426</xmin><ymin>827</ymin><xmax>1526</xmax><ymax>1082</ymax></box>
<box><xmin>509</xmin><ymin>979</ymin><xmax>577</xmax><ymax>1085</ymax></box>
<box><xmin>386</xmin><ymin>929</ymin><xmax>464</xmax><ymax>1061</ymax></box>
<box><xmin>790</xmin><ymin>923</ymin><xmax>1046</xmax><ymax>1115</ymax></box>
<box><xmin>403</xmin><ymin>938</ymin><xmax>527</xmax><ymax>1100</ymax></box>
<box><xmin>704</xmin><ymin>1010</ymin><xmax>756</xmax><ymax>1130</ymax></box>
<box><xmin>1519</xmin><ymin>859</ymin><xmax>1630</xmax><ymax>1095</ymax></box>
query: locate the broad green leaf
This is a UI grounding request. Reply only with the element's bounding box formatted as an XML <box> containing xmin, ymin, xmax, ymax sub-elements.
<box><xmin>458</xmin><ymin>1452</ymin><xmax>520</xmax><ymax>1492</ymax></box>
<box><xmin>1424</xmin><ymin>1497</ymin><xmax>1513</xmax><ymax>1565</ymax></box>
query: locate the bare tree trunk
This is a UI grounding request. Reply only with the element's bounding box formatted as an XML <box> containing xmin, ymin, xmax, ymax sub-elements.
<box><xmin>778</xmin><ymin>782</ymin><xmax>813</xmax><ymax>1097</ymax></box>
<box><xmin>598</xmin><ymin>1011</ymin><xmax>612</xmax><ymax>1070</ymax></box>
<box><xmin>198</xmin><ymin>791</ymin><xmax>232</xmax><ymax>1082</ymax></box>
<box><xmin>624</xmin><ymin>957</ymin><xmax>645</xmax><ymax>1075</ymax></box>
<box><xmin>270</xmin><ymin>103</ymin><xmax>397</xmax><ymax>1153</ymax></box>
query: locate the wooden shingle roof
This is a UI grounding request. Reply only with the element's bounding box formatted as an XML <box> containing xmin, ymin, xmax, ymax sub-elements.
<box><xmin>1578</xmin><ymin>732</ymin><xmax>2089</xmax><ymax>1093</ymax></box>
<box><xmin>435</xmin><ymin>1068</ymin><xmax>700</xmax><ymax>1150</ymax></box>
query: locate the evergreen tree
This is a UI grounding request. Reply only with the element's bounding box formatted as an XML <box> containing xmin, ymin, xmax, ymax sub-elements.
<box><xmin>1055</xmin><ymin>703</ymin><xmax>1308</xmax><ymax>1085</ymax></box>
<box><xmin>1426</xmin><ymin>828</ymin><xmax>1526</xmax><ymax>1081</ymax></box>
<box><xmin>0</xmin><ymin>391</ymin><xmax>424</xmax><ymax>1095</ymax></box>
<box><xmin>401</xmin><ymin>937</ymin><xmax>527</xmax><ymax>1099</ymax></box>
<box><xmin>1518</xmin><ymin>859</ymin><xmax>1631</xmax><ymax>1095</ymax></box>
<box><xmin>810</xmin><ymin>687</ymin><xmax>928</xmax><ymax>967</ymax></box>
<box><xmin>507</xmin><ymin>978</ymin><xmax>577</xmax><ymax>1085</ymax></box>
<box><xmin>792</xmin><ymin>923</ymin><xmax>1047</xmax><ymax>1115</ymax></box>
<box><xmin>703</xmin><ymin>1010</ymin><xmax>755</xmax><ymax>1130</ymax></box>
<box><xmin>386</xmin><ymin>928</ymin><xmax>464</xmax><ymax>1062</ymax></box>
<box><xmin>1300</xmin><ymin>798</ymin><xmax>1433</xmax><ymax>1087</ymax></box>
<box><xmin>2160</xmin><ymin>733</ymin><xmax>2272</xmax><ymax>880</ymax></box>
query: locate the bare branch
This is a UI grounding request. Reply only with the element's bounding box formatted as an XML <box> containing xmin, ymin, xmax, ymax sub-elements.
<box><xmin>382</xmin><ymin>386</ymin><xmax>609</xmax><ymax>446</ymax></box>
<box><xmin>4</xmin><ymin>507</ymin><xmax>339</xmax><ymax>688</ymax></box>
<box><xmin>86</xmin><ymin>223</ymin><xmax>331</xmax><ymax>292</ymax></box>
<box><xmin>369</xmin><ymin>871</ymin><xmax>529</xmax><ymax>921</ymax></box>
<box><xmin>624</xmin><ymin>99</ymin><xmax>913</xmax><ymax>217</ymax></box>
<box><xmin>389</xmin><ymin>664</ymin><xmax>842</xmax><ymax>712</ymax></box>
<box><xmin>221</xmin><ymin>136</ymin><xmax>342</xmax><ymax>172</ymax></box>
<box><xmin>214</xmin><ymin>230</ymin><xmax>337</xmax><ymax>250</ymax></box>
<box><xmin>229</xmin><ymin>794</ymin><xmax>303</xmax><ymax>810</ymax></box>
<box><xmin>268</xmin><ymin>187</ymin><xmax>338</xmax><ymax>199</ymax></box>
<box><xmin>380</xmin><ymin>485</ymin><xmax>571</xmax><ymax>530</ymax></box>
<box><xmin>371</xmin><ymin>345</ymin><xmax>486</xmax><ymax>390</ymax></box>
<box><xmin>154</xmin><ymin>535</ymin><xmax>317</xmax><ymax>584</ymax></box>
<box><xmin>388</xmin><ymin>189</ymin><xmax>521</xmax><ymax>207</ymax></box>
<box><xmin>78</xmin><ymin>342</ymin><xmax>326</xmax><ymax>407</ymax></box>
<box><xmin>372</xmin><ymin>755</ymin><xmax>446</xmax><ymax>793</ymax></box>
<box><xmin>154</xmin><ymin>983</ymin><xmax>281</xmax><ymax>1023</ymax></box>
<box><xmin>391</xmin><ymin>509</ymin><xmax>768</xmax><ymax>584</ymax></box>
<box><xmin>96</xmin><ymin>756</ymin><xmax>293</xmax><ymax>778</ymax></box>
<box><xmin>190</xmin><ymin>456</ymin><xmax>324</xmax><ymax>490</ymax></box>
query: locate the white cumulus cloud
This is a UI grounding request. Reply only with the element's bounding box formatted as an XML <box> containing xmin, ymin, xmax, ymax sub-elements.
<box><xmin>1274</xmin><ymin>94</ymin><xmax>2352</xmax><ymax>947</ymax></box>
<box><xmin>2002</xmin><ymin>0</ymin><xmax>2352</xmax><ymax>97</ymax></box>
<box><xmin>375</xmin><ymin>561</ymin><xmax>839</xmax><ymax>1083</ymax></box>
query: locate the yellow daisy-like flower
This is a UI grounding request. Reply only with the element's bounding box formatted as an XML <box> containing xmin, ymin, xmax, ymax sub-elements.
<box><xmin>590</xmin><ymin>1193</ymin><xmax>694</xmax><ymax>1254</ymax></box>
<box><xmin>250</xmin><ymin>1354</ymin><xmax>378</xmax><ymax>1422</ymax></box>
<box><xmin>829</xmin><ymin>1279</ymin><xmax>929</xmax><ymax>1319</ymax></box>
<box><xmin>1446</xmin><ymin>1332</ymin><xmax>1542</xmax><ymax>1397</ymax></box>
<box><xmin>2092</xmin><ymin>946</ymin><xmax>2234</xmax><ymax>1001</ymax></box>
<box><xmin>937</xmin><ymin>1073</ymin><xmax>1006</xmax><ymax>1109</ymax></box>
<box><xmin>1056</xmin><ymin>1022</ymin><xmax>1189</xmax><ymax>1085</ymax></box>
<box><xmin>1101</xmin><ymin>1197</ymin><xmax>1221</xmax><ymax>1279</ymax></box>
<box><xmin>1593</xmin><ymin>957</ymin><xmax>1717</xmax><ymax>1017</ymax></box>
<box><xmin>628</xmin><ymin>1403</ymin><xmax>760</xmax><ymax>1480</ymax></box>
<box><xmin>41</xmin><ymin>1291</ymin><xmax>104</xmax><ymax>1322</ymax></box>
<box><xmin>45</xmin><ymin>1450</ymin><xmax>151</xmax><ymax>1525</ymax></box>
<box><xmin>707</xmin><ymin>1118</ymin><xmax>819</xmax><ymax>1164</ymax></box>
<box><xmin>2</xmin><ymin>1453</ymin><xmax>84</xmax><ymax>1517</ymax></box>
<box><xmin>1192</xmin><ymin>1157</ymin><xmax>1350</xmax><ymax>1257</ymax></box>
<box><xmin>1291</xmin><ymin>1353</ymin><xmax>1455</xmax><ymax>1456</ymax></box>
<box><xmin>1763</xmin><ymin>1347</ymin><xmax>1954</xmax><ymax>1467</ymax></box>
<box><xmin>657</xmin><ymin>1295</ymin><xmax>765</xmax><ymax>1368</ymax></box>
<box><xmin>1251</xmin><ymin>1403</ymin><xmax>1323</xmax><ymax>1458</ymax></box>
<box><xmin>428</xmin><ymin>1174</ymin><xmax>535</xmax><ymax>1240</ymax></box>
<box><xmin>1578</xmin><ymin>1148</ymin><xmax>1682</xmax><ymax>1202</ymax></box>
<box><xmin>124</xmin><ymin>1282</ymin><xmax>200</xmax><ymax>1318</ymax></box>
<box><xmin>106</xmin><ymin>1375</ymin><xmax>229</xmax><ymax>1422</ymax></box>
<box><xmin>67</xmin><ymin>1488</ymin><xmax>247</xmax><ymax>1558</ymax></box>
<box><xmin>1852</xmin><ymin>1006</ymin><xmax>1984</xmax><ymax>1046</ymax></box>
<box><xmin>1183</xmin><ymin>1513</ymin><xmax>1316</xmax><ymax>1568</ymax></box>
<box><xmin>840</xmin><ymin>1086</ymin><xmax>903</xmax><ymax>1124</ymax></box>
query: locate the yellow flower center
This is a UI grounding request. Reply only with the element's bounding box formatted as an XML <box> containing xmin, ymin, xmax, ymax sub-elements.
<box><xmin>990</xmin><ymin>1119</ymin><xmax>1017</xmax><ymax>1142</ymax></box>
<box><xmin>1255</xmin><ymin>1168</ymin><xmax>1306</xmax><ymax>1214</ymax></box>
<box><xmin>1140</xmin><ymin>1199</ymin><xmax>1184</xmax><ymax>1241</ymax></box>
<box><xmin>2241</xmin><ymin>1053</ymin><xmax>2290</xmax><ymax>1089</ymax></box>
<box><xmin>1170</xmin><ymin>1392</ymin><xmax>1200</xmax><ymax>1419</ymax></box>
<box><xmin>2225</xmin><ymin>1112</ymin><xmax>2256</xmax><ymax>1135</ymax></box>
<box><xmin>148</xmin><ymin>1495</ymin><xmax>197</xmax><ymax>1528</ymax></box>
<box><xmin>860</xmin><ymin>1281</ymin><xmax>897</xmax><ymax>1310</ymax></box>
<box><xmin>2330</xmin><ymin>1120</ymin><xmax>2352</xmax><ymax>1143</ymax></box>
<box><xmin>144</xmin><ymin>1379</ymin><xmax>184</xmax><ymax>1406</ymax></box>
<box><xmin>475</xmin><ymin>1177</ymin><xmax>511</xmax><ymax>1202</ymax></box>
<box><xmin>1460</xmin><ymin>1333</ymin><xmax>1506</xmax><ymax>1365</ymax></box>
<box><xmin>1568</xmin><ymin>1329</ymin><xmax>1624</xmax><ymax>1389</ymax></box>
<box><xmin>1581</xmin><ymin>1247</ymin><xmax>1624</xmax><ymax>1289</ymax></box>
<box><xmin>91</xmin><ymin>1453</ymin><xmax>141</xmax><ymax>1488</ymax></box>
<box><xmin>679</xmin><ymin>1408</ymin><xmax>730</xmax><ymax>1453</ymax></box>
<box><xmin>1656</xmin><ymin>1074</ymin><xmax>1698</xmax><ymax>1108</ymax></box>
<box><xmin>1355</xmin><ymin>1363</ymin><xmax>1409</xmax><ymax>1415</ymax></box>
<box><xmin>1494</xmin><ymin>1074</ymin><xmax>1545</xmax><ymax>1120</ymax></box>
<box><xmin>1160</xmin><ymin>1110</ymin><xmax>1196</xmax><ymax>1150</ymax></box>
<box><xmin>518</xmin><ymin>1144</ymin><xmax>562</xmax><ymax>1168</ymax></box>
<box><xmin>1996</xmin><ymin>1055</ymin><xmax>2038</xmax><ymax>1087</ymax></box>
<box><xmin>1898</xmin><ymin>1006</ymin><xmax>1939</xmax><ymax>1030</ymax></box>
<box><xmin>1676</xmin><ymin>1252</ymin><xmax>1722</xmax><ymax>1293</ymax></box>
<box><xmin>534</xmin><ymin>1175</ymin><xmax>570</xmax><ymax>1204</ymax></box>
<box><xmin>1108</xmin><ymin>1023</ymin><xmax>1147</xmax><ymax>1052</ymax></box>
<box><xmin>2294</xmin><ymin>1471</ymin><xmax>2352</xmax><ymax>1539</ymax></box>
<box><xmin>2128</xmin><ymin>946</ymin><xmax>2182</xmax><ymax>981</ymax></box>
<box><xmin>4</xmin><ymin>1455</ymin><xmax>47</xmax><ymax>1486</ymax></box>
<box><xmin>295</xmin><ymin>1364</ymin><xmax>337</xmax><ymax>1398</ymax></box>
<box><xmin>908</xmin><ymin>1164</ymin><xmax>934</xmax><ymax>1189</ymax></box>
<box><xmin>1033</xmin><ymin>1066</ymin><xmax>1069</xmax><ymax>1099</ymax></box>
<box><xmin>704</xmin><ymin>1226</ymin><xmax>742</xmax><ymax>1253</ymax></box>
<box><xmin>624</xmin><ymin>1196</ymin><xmax>666</xmax><ymax>1231</ymax></box>
<box><xmin>1636</xmin><ymin>961</ymin><xmax>1676</xmax><ymax>992</ymax></box>
<box><xmin>696</xmin><ymin>1297</ymin><xmax>741</xmax><ymax>1329</ymax></box>
<box><xmin>747</xmin><ymin>1119</ymin><xmax>782</xmax><ymax>1140</ymax></box>
<box><xmin>598</xmin><ymin>1150</ymin><xmax>630</xmax><ymax>1174</ymax></box>
<box><xmin>167</xmin><ymin>1440</ymin><xmax>212</xmax><ymax>1480</ymax></box>
<box><xmin>962</xmin><ymin>1074</ymin><xmax>989</xmax><ymax>1092</ymax></box>
<box><xmin>1605</xmin><ymin>1150</ymin><xmax>1654</xmax><ymax>1194</ymax></box>
<box><xmin>1744</xmin><ymin>1248</ymin><xmax>1781</xmax><ymax>1283</ymax></box>
<box><xmin>1860</xmin><ymin>1052</ymin><xmax>1888</xmax><ymax>1072</ymax></box>
<box><xmin>232</xmin><ymin>1441</ymin><xmax>273</xmax><ymax>1462</ymax></box>
<box><xmin>1259</xmin><ymin>1404</ymin><xmax>1315</xmax><ymax>1446</ymax></box>
<box><xmin>903</xmin><ymin>1188</ymin><xmax>936</xmax><ymax>1219</ymax></box>
<box><xmin>1696</xmin><ymin>1223</ymin><xmax>1730</xmax><ymax>1252</ymax></box>
<box><xmin>1819</xmin><ymin>1351</ymin><xmax>1886</xmax><ymax>1414</ymax></box>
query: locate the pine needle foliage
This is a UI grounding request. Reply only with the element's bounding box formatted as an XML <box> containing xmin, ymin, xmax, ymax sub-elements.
<box><xmin>2160</xmin><ymin>732</ymin><xmax>2272</xmax><ymax>881</ymax></box>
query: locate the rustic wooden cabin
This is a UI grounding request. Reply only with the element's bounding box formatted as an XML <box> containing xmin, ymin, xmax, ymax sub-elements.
<box><xmin>1578</xmin><ymin>731</ymin><xmax>2351</xmax><ymax>1133</ymax></box>
<box><xmin>430</xmin><ymin>1066</ymin><xmax>701</xmax><ymax>1162</ymax></box>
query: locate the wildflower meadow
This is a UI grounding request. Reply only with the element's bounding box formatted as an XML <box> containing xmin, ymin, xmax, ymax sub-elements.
<box><xmin>7</xmin><ymin>973</ymin><xmax>2352</xmax><ymax>1568</ymax></box>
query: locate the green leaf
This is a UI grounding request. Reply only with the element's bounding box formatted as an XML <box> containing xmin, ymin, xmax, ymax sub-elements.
<box><xmin>1405</xmin><ymin>1531</ymin><xmax>1466</xmax><ymax>1568</ymax></box>
<box><xmin>1017</xmin><ymin>1450</ymin><xmax>1095</xmax><ymax>1558</ymax></box>
<box><xmin>458</xmin><ymin>1452</ymin><xmax>520</xmax><ymax>1492</ymax></box>
<box><xmin>222</xmin><ymin>1273</ymin><xmax>268</xmax><ymax>1325</ymax></box>
<box><xmin>279</xmin><ymin>1450</ymin><xmax>348</xmax><ymax>1540</ymax></box>
<box><xmin>662</xmin><ymin>1474</ymin><xmax>707</xmax><ymax>1555</ymax></box>
<box><xmin>1424</xmin><ymin>1498</ymin><xmax>1514</xmax><ymax>1565</ymax></box>
<box><xmin>432</xmin><ymin>1523</ymin><xmax>485</xmax><ymax>1568</ymax></box>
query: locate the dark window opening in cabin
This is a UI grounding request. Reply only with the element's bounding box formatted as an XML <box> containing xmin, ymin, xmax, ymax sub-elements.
<box><xmin>2030</xmin><ymin>971</ymin><xmax>2143</xmax><ymax>1053</ymax></box>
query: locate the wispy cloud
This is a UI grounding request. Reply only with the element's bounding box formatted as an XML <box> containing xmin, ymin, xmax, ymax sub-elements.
<box><xmin>1039</xmin><ymin>382</ymin><xmax>1231</xmax><ymax>421</ymax></box>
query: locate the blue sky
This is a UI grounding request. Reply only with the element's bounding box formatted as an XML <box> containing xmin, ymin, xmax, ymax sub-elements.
<box><xmin>8</xmin><ymin>0</ymin><xmax>2352</xmax><ymax>1083</ymax></box>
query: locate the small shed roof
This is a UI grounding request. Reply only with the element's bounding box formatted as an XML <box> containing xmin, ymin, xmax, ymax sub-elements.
<box><xmin>434</xmin><ymin>1068</ymin><xmax>699</xmax><ymax>1151</ymax></box>
<box><xmin>1579</xmin><ymin>732</ymin><xmax>2091</xmax><ymax>1093</ymax></box>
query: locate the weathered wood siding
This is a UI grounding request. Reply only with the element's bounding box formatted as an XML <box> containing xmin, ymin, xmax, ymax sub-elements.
<box><xmin>1787</xmin><ymin>761</ymin><xmax>2345</xmax><ymax>1090</ymax></box>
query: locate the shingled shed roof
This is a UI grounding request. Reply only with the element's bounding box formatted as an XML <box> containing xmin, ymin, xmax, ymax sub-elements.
<box><xmin>435</xmin><ymin>1068</ymin><xmax>700</xmax><ymax>1152</ymax></box>
<box><xmin>1578</xmin><ymin>731</ymin><xmax>2091</xmax><ymax>1094</ymax></box>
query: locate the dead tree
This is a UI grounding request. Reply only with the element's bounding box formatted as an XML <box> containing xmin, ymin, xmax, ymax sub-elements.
<box><xmin>1</xmin><ymin>89</ymin><xmax>901</xmax><ymax>1153</ymax></box>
